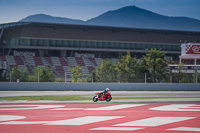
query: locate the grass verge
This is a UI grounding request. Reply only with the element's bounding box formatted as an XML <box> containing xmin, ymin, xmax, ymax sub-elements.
<box><xmin>0</xmin><ymin>96</ymin><xmax>199</xmax><ymax>101</ymax></box>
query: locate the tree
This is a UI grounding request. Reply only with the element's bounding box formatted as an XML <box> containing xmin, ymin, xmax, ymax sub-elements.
<box><xmin>95</xmin><ymin>59</ymin><xmax>117</xmax><ymax>82</ymax></box>
<box><xmin>70</xmin><ymin>65</ymin><xmax>83</xmax><ymax>82</ymax></box>
<box><xmin>141</xmin><ymin>48</ymin><xmax>168</xmax><ymax>83</ymax></box>
<box><xmin>115</xmin><ymin>51</ymin><xmax>136</xmax><ymax>82</ymax></box>
<box><xmin>39</xmin><ymin>67</ymin><xmax>55</xmax><ymax>82</ymax></box>
<box><xmin>11</xmin><ymin>67</ymin><xmax>21</xmax><ymax>82</ymax></box>
<box><xmin>87</xmin><ymin>70</ymin><xmax>97</xmax><ymax>82</ymax></box>
<box><xmin>20</xmin><ymin>68</ymin><xmax>30</xmax><ymax>82</ymax></box>
<box><xmin>29</xmin><ymin>66</ymin><xmax>55</xmax><ymax>82</ymax></box>
<box><xmin>11</xmin><ymin>67</ymin><xmax>30</xmax><ymax>82</ymax></box>
<box><xmin>193</xmin><ymin>71</ymin><xmax>200</xmax><ymax>83</ymax></box>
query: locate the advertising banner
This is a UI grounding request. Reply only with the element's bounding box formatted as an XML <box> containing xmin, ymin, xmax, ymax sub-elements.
<box><xmin>182</xmin><ymin>43</ymin><xmax>200</xmax><ymax>55</ymax></box>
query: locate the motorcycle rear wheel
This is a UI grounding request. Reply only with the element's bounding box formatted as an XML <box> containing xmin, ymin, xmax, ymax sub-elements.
<box><xmin>93</xmin><ymin>96</ymin><xmax>98</xmax><ymax>102</ymax></box>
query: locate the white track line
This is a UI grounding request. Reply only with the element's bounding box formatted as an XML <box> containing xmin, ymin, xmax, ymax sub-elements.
<box><xmin>46</xmin><ymin>116</ymin><xmax>124</xmax><ymax>125</ymax></box>
<box><xmin>51</xmin><ymin>104</ymin><xmax>147</xmax><ymax>111</ymax></box>
<box><xmin>150</xmin><ymin>104</ymin><xmax>200</xmax><ymax>111</ymax></box>
<box><xmin>0</xmin><ymin>121</ymin><xmax>49</xmax><ymax>125</ymax></box>
<box><xmin>114</xmin><ymin>117</ymin><xmax>195</xmax><ymax>127</ymax></box>
<box><xmin>0</xmin><ymin>115</ymin><xmax>26</xmax><ymax>121</ymax></box>
<box><xmin>167</xmin><ymin>127</ymin><xmax>200</xmax><ymax>132</ymax></box>
<box><xmin>0</xmin><ymin>105</ymin><xmax>64</xmax><ymax>110</ymax></box>
<box><xmin>90</xmin><ymin>127</ymin><xmax>143</xmax><ymax>131</ymax></box>
<box><xmin>0</xmin><ymin>116</ymin><xmax>124</xmax><ymax>125</ymax></box>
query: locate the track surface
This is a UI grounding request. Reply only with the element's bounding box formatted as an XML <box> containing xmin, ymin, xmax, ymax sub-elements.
<box><xmin>0</xmin><ymin>103</ymin><xmax>200</xmax><ymax>133</ymax></box>
<box><xmin>1</xmin><ymin>91</ymin><xmax>200</xmax><ymax>97</ymax></box>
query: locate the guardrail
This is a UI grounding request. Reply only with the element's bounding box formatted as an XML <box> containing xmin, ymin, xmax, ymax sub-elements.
<box><xmin>0</xmin><ymin>82</ymin><xmax>200</xmax><ymax>91</ymax></box>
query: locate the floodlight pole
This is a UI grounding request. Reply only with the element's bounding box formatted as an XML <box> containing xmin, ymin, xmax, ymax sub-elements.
<box><xmin>145</xmin><ymin>72</ymin><xmax>146</xmax><ymax>83</ymax></box>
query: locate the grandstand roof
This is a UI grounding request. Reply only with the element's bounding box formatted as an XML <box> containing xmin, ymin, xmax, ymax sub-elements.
<box><xmin>1</xmin><ymin>21</ymin><xmax>200</xmax><ymax>35</ymax></box>
<box><xmin>1</xmin><ymin>21</ymin><xmax>200</xmax><ymax>55</ymax></box>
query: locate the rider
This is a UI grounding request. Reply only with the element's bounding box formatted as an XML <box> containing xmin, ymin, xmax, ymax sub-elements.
<box><xmin>98</xmin><ymin>88</ymin><xmax>110</xmax><ymax>98</ymax></box>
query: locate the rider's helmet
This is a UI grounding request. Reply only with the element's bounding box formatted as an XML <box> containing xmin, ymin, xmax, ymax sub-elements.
<box><xmin>106</xmin><ymin>88</ymin><xmax>110</xmax><ymax>91</ymax></box>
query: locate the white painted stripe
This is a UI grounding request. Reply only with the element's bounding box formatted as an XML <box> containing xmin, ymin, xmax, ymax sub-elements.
<box><xmin>0</xmin><ymin>116</ymin><xmax>124</xmax><ymax>125</ymax></box>
<box><xmin>46</xmin><ymin>116</ymin><xmax>124</xmax><ymax>125</ymax></box>
<box><xmin>90</xmin><ymin>127</ymin><xmax>143</xmax><ymax>131</ymax></box>
<box><xmin>114</xmin><ymin>117</ymin><xmax>195</xmax><ymax>127</ymax></box>
<box><xmin>167</xmin><ymin>127</ymin><xmax>200</xmax><ymax>132</ymax></box>
<box><xmin>0</xmin><ymin>121</ymin><xmax>49</xmax><ymax>125</ymax></box>
<box><xmin>51</xmin><ymin>108</ymin><xmax>85</xmax><ymax>110</ymax></box>
<box><xmin>0</xmin><ymin>105</ymin><xmax>64</xmax><ymax>110</ymax></box>
<box><xmin>150</xmin><ymin>104</ymin><xmax>200</xmax><ymax>111</ymax></box>
<box><xmin>52</xmin><ymin>104</ymin><xmax>147</xmax><ymax>111</ymax></box>
<box><xmin>0</xmin><ymin>115</ymin><xmax>26</xmax><ymax>121</ymax></box>
<box><xmin>86</xmin><ymin>104</ymin><xmax>147</xmax><ymax>110</ymax></box>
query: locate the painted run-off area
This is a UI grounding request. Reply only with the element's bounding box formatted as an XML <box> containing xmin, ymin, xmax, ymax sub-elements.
<box><xmin>0</xmin><ymin>103</ymin><xmax>200</xmax><ymax>133</ymax></box>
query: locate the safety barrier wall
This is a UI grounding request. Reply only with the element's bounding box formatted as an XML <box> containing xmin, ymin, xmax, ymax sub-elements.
<box><xmin>0</xmin><ymin>82</ymin><xmax>200</xmax><ymax>91</ymax></box>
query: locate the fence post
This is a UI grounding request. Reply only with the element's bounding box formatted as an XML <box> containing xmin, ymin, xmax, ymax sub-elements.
<box><xmin>10</xmin><ymin>71</ymin><xmax>11</xmax><ymax>83</ymax></box>
<box><xmin>92</xmin><ymin>71</ymin><xmax>93</xmax><ymax>83</ymax></box>
<box><xmin>38</xmin><ymin>71</ymin><xmax>39</xmax><ymax>83</ymax></box>
<box><xmin>196</xmin><ymin>70</ymin><xmax>198</xmax><ymax>83</ymax></box>
<box><xmin>65</xmin><ymin>72</ymin><xmax>67</xmax><ymax>83</ymax></box>
<box><xmin>170</xmin><ymin>71</ymin><xmax>172</xmax><ymax>83</ymax></box>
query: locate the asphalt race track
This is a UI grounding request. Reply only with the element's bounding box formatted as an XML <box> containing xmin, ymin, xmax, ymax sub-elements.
<box><xmin>0</xmin><ymin>103</ymin><xmax>200</xmax><ymax>133</ymax></box>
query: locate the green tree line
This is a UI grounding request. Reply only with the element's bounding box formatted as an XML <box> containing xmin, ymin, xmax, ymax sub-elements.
<box><xmin>10</xmin><ymin>66</ymin><xmax>55</xmax><ymax>82</ymax></box>
<box><xmin>72</xmin><ymin>48</ymin><xmax>200</xmax><ymax>83</ymax></box>
<box><xmin>86</xmin><ymin>49</ymin><xmax>168</xmax><ymax>83</ymax></box>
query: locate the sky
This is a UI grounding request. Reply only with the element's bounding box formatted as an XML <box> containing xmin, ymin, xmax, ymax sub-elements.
<box><xmin>0</xmin><ymin>0</ymin><xmax>200</xmax><ymax>24</ymax></box>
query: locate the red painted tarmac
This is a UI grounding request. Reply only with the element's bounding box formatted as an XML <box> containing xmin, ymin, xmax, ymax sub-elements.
<box><xmin>0</xmin><ymin>103</ymin><xmax>200</xmax><ymax>133</ymax></box>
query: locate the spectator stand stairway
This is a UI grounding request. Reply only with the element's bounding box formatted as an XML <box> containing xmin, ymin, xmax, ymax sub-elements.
<box><xmin>83</xmin><ymin>57</ymin><xmax>96</xmax><ymax>75</ymax></box>
<box><xmin>42</xmin><ymin>57</ymin><xmax>61</xmax><ymax>77</ymax></box>
<box><xmin>62</xmin><ymin>57</ymin><xmax>73</xmax><ymax>78</ymax></box>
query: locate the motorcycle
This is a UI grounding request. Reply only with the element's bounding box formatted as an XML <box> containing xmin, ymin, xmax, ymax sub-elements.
<box><xmin>93</xmin><ymin>92</ymin><xmax>112</xmax><ymax>102</ymax></box>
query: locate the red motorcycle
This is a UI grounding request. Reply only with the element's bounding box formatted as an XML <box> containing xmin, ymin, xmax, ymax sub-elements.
<box><xmin>93</xmin><ymin>92</ymin><xmax>112</xmax><ymax>102</ymax></box>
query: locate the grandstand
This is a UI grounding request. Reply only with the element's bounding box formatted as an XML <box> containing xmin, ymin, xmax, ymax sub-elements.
<box><xmin>0</xmin><ymin>22</ymin><xmax>200</xmax><ymax>80</ymax></box>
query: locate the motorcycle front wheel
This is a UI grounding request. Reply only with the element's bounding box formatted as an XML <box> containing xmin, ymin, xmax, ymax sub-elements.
<box><xmin>106</xmin><ymin>97</ymin><xmax>112</xmax><ymax>102</ymax></box>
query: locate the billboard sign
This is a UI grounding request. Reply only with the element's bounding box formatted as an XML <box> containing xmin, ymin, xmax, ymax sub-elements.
<box><xmin>182</xmin><ymin>43</ymin><xmax>200</xmax><ymax>55</ymax></box>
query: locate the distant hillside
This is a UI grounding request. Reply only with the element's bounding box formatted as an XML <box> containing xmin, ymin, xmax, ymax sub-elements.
<box><xmin>20</xmin><ymin>6</ymin><xmax>200</xmax><ymax>32</ymax></box>
<box><xmin>20</xmin><ymin>14</ymin><xmax>84</xmax><ymax>24</ymax></box>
